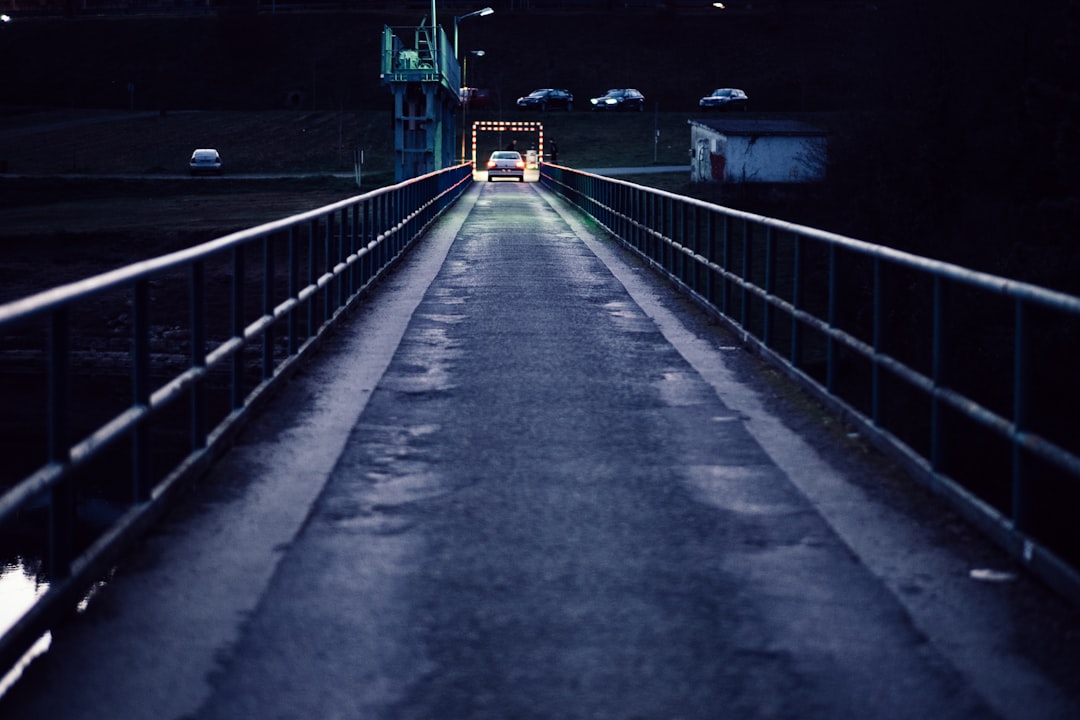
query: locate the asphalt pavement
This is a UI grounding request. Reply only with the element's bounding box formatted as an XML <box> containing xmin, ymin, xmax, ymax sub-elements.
<box><xmin>2</xmin><ymin>179</ymin><xmax>1078</xmax><ymax>720</ymax></box>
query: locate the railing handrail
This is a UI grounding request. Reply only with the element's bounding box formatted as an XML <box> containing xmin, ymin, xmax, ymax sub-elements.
<box><xmin>0</xmin><ymin>163</ymin><xmax>473</xmax><ymax>680</ymax></box>
<box><xmin>0</xmin><ymin>174</ymin><xmax>443</xmax><ymax>326</ymax></box>
<box><xmin>540</xmin><ymin>162</ymin><xmax>1080</xmax><ymax>607</ymax></box>
<box><xmin>559</xmin><ymin>169</ymin><xmax>1080</xmax><ymax>316</ymax></box>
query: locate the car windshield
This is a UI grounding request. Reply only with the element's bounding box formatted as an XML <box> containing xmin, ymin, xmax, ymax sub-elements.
<box><xmin>491</xmin><ymin>152</ymin><xmax>521</xmax><ymax>160</ymax></box>
<box><xmin>529</xmin><ymin>90</ymin><xmax>547</xmax><ymax>97</ymax></box>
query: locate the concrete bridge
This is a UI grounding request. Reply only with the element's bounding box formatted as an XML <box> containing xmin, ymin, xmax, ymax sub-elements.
<box><xmin>1</xmin><ymin>176</ymin><xmax>1079</xmax><ymax>719</ymax></box>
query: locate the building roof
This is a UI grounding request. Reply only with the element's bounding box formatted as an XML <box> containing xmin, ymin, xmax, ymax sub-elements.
<box><xmin>688</xmin><ymin>118</ymin><xmax>827</xmax><ymax>137</ymax></box>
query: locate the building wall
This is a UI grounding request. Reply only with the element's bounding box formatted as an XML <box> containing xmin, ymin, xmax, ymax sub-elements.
<box><xmin>690</xmin><ymin>124</ymin><xmax>826</xmax><ymax>184</ymax></box>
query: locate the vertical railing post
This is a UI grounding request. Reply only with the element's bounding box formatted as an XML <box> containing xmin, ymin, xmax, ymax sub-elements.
<box><xmin>336</xmin><ymin>208</ymin><xmax>346</xmax><ymax>310</ymax></box>
<box><xmin>633</xmin><ymin>186</ymin><xmax>643</xmax><ymax>253</ymax></box>
<box><xmin>132</xmin><ymin>278</ymin><xmax>151</xmax><ymax>502</ymax></box>
<box><xmin>643</xmin><ymin>191</ymin><xmax>652</xmax><ymax>262</ymax></box>
<box><xmin>375</xmin><ymin>194</ymin><xmax>384</xmax><ymax>270</ymax></box>
<box><xmin>740</xmin><ymin>219</ymin><xmax>750</xmax><ymax>332</ymax></box>
<box><xmin>625</xmin><ymin>185</ymin><xmax>632</xmax><ymax>245</ymax></box>
<box><xmin>660</xmin><ymin>195</ymin><xmax>669</xmax><ymax>272</ymax></box>
<box><xmin>396</xmin><ymin>186</ymin><xmax>404</xmax><ymax>254</ymax></box>
<box><xmin>307</xmin><ymin>218</ymin><xmax>317</xmax><ymax>336</ymax></box>
<box><xmin>262</xmin><ymin>236</ymin><xmax>275</xmax><ymax>381</ymax></box>
<box><xmin>393</xmin><ymin>186</ymin><xmax>401</xmax><ymax>255</ymax></box>
<box><xmin>613</xmin><ymin>183</ymin><xmax>622</xmax><ymax>240</ymax></box>
<box><xmin>666</xmin><ymin>196</ymin><xmax>675</xmax><ymax>274</ymax></box>
<box><xmin>47</xmin><ymin>308</ymin><xmax>73</xmax><ymax>579</ymax></box>
<box><xmin>720</xmin><ymin>214</ymin><xmax>731</xmax><ymax>317</ymax></box>
<box><xmin>872</xmin><ymin>255</ymin><xmax>883</xmax><ymax>426</ymax></box>
<box><xmin>363</xmin><ymin>198</ymin><xmax>373</xmax><ymax>286</ymax></box>
<box><xmin>349</xmin><ymin>202</ymin><xmax>360</xmax><ymax>295</ymax></box>
<box><xmin>826</xmin><ymin>243</ymin><xmax>838</xmax><ymax>394</ymax></box>
<box><xmin>324</xmin><ymin>213</ymin><xmax>333</xmax><ymax>325</ymax></box>
<box><xmin>1012</xmin><ymin>298</ymin><xmax>1031</xmax><ymax>533</ymax></box>
<box><xmin>703</xmin><ymin>209</ymin><xmax>714</xmax><ymax>305</ymax></box>
<box><xmin>231</xmin><ymin>244</ymin><xmax>246</xmax><ymax>411</ymax></box>
<box><xmin>341</xmin><ymin>204</ymin><xmax>351</xmax><ymax>296</ymax></box>
<box><xmin>287</xmin><ymin>225</ymin><xmax>300</xmax><ymax>354</ymax></box>
<box><xmin>676</xmin><ymin>200</ymin><xmax>686</xmax><ymax>284</ymax></box>
<box><xmin>684</xmin><ymin>202</ymin><xmax>693</xmax><ymax>288</ymax></box>
<box><xmin>190</xmin><ymin>260</ymin><xmax>207</xmax><ymax>450</ymax></box>
<box><xmin>930</xmin><ymin>274</ymin><xmax>946</xmax><ymax>473</ymax></box>
<box><xmin>764</xmin><ymin>225</ymin><xmax>775</xmax><ymax>349</ymax></box>
<box><xmin>790</xmin><ymin>234</ymin><xmax>803</xmax><ymax>367</ymax></box>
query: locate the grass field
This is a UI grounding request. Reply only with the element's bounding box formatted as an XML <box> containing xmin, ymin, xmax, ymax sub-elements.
<box><xmin>0</xmin><ymin>107</ymin><xmax>707</xmax><ymax>177</ymax></box>
<box><xmin>0</xmin><ymin>106</ymin><xmax>737</xmax><ymax>301</ymax></box>
<box><xmin>0</xmin><ymin>106</ymin><xmax>755</xmax><ymax>239</ymax></box>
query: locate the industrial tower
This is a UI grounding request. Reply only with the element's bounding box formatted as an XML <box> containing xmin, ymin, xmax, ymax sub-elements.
<box><xmin>380</xmin><ymin>19</ymin><xmax>461</xmax><ymax>182</ymax></box>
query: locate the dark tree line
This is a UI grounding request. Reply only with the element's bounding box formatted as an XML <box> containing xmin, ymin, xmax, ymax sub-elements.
<box><xmin>818</xmin><ymin>0</ymin><xmax>1079</xmax><ymax>292</ymax></box>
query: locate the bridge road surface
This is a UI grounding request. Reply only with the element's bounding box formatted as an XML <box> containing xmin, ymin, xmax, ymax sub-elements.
<box><xmin>3</xmin><ymin>179</ymin><xmax>1079</xmax><ymax>720</ymax></box>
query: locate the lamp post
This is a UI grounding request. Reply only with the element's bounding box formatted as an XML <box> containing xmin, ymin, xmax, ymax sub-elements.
<box><xmin>463</xmin><ymin>49</ymin><xmax>485</xmax><ymax>90</ymax></box>
<box><xmin>454</xmin><ymin>7</ymin><xmax>494</xmax><ymax>57</ymax></box>
<box><xmin>461</xmin><ymin>49</ymin><xmax>486</xmax><ymax>164</ymax></box>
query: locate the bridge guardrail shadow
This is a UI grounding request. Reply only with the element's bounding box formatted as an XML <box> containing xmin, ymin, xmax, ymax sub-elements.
<box><xmin>0</xmin><ymin>163</ymin><xmax>472</xmax><ymax>681</ymax></box>
<box><xmin>541</xmin><ymin>163</ymin><xmax>1080</xmax><ymax>606</ymax></box>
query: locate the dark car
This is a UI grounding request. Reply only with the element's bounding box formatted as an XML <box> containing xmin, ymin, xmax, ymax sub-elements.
<box><xmin>699</xmin><ymin>87</ymin><xmax>749</xmax><ymax>111</ymax></box>
<box><xmin>590</xmin><ymin>88</ymin><xmax>645</xmax><ymax>112</ymax></box>
<box><xmin>459</xmin><ymin>87</ymin><xmax>491</xmax><ymax>110</ymax></box>
<box><xmin>516</xmin><ymin>88</ymin><xmax>574</xmax><ymax>112</ymax></box>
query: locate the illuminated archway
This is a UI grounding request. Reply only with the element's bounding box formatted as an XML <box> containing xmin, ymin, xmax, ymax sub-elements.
<box><xmin>471</xmin><ymin>120</ymin><xmax>544</xmax><ymax>167</ymax></box>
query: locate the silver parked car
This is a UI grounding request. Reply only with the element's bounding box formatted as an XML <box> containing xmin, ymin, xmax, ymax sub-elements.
<box><xmin>699</xmin><ymin>88</ymin><xmax>749</xmax><ymax>111</ymax></box>
<box><xmin>189</xmin><ymin>148</ymin><xmax>222</xmax><ymax>175</ymax></box>
<box><xmin>485</xmin><ymin>151</ymin><xmax>525</xmax><ymax>181</ymax></box>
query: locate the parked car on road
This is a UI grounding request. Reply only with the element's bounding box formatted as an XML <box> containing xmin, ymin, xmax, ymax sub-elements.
<box><xmin>459</xmin><ymin>86</ymin><xmax>491</xmax><ymax>109</ymax></box>
<box><xmin>189</xmin><ymin>148</ymin><xmax>222</xmax><ymax>175</ymax></box>
<box><xmin>699</xmin><ymin>87</ymin><xmax>749</xmax><ymax>111</ymax></box>
<box><xmin>516</xmin><ymin>88</ymin><xmax>574</xmax><ymax>112</ymax></box>
<box><xmin>486</xmin><ymin>150</ymin><xmax>525</xmax><ymax>181</ymax></box>
<box><xmin>590</xmin><ymin>88</ymin><xmax>645</xmax><ymax>112</ymax></box>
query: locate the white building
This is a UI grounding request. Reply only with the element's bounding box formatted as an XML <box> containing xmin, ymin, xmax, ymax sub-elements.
<box><xmin>689</xmin><ymin>118</ymin><xmax>827</xmax><ymax>184</ymax></box>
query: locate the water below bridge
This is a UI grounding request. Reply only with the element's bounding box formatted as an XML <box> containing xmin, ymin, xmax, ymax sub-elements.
<box><xmin>1</xmin><ymin>179</ymin><xmax>1078</xmax><ymax>719</ymax></box>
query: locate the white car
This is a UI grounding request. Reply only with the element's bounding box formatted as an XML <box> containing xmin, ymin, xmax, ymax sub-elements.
<box><xmin>189</xmin><ymin>148</ymin><xmax>222</xmax><ymax>175</ymax></box>
<box><xmin>485</xmin><ymin>151</ymin><xmax>525</xmax><ymax>182</ymax></box>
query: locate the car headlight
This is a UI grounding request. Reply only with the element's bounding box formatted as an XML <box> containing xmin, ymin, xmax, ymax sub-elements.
<box><xmin>605</xmin><ymin>98</ymin><xmax>617</xmax><ymax>105</ymax></box>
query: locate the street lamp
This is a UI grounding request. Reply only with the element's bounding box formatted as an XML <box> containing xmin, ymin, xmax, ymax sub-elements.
<box><xmin>461</xmin><ymin>50</ymin><xmax>486</xmax><ymax>164</ymax></box>
<box><xmin>463</xmin><ymin>49</ymin><xmax>485</xmax><ymax>89</ymax></box>
<box><xmin>454</xmin><ymin>7</ymin><xmax>494</xmax><ymax>57</ymax></box>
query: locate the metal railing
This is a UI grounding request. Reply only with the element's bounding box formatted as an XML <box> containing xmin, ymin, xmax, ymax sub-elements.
<box><xmin>0</xmin><ymin>163</ymin><xmax>472</xmax><ymax>676</ymax></box>
<box><xmin>541</xmin><ymin>164</ymin><xmax>1080</xmax><ymax>604</ymax></box>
